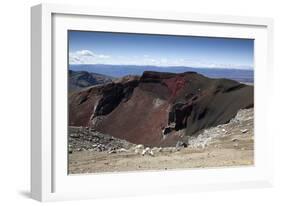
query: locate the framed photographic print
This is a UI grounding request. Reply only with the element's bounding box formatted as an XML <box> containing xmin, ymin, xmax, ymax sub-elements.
<box><xmin>31</xmin><ymin>3</ymin><xmax>274</xmax><ymax>201</ymax></box>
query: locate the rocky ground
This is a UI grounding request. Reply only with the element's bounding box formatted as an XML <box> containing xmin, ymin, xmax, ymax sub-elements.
<box><xmin>68</xmin><ymin>108</ymin><xmax>254</xmax><ymax>174</ymax></box>
<box><xmin>68</xmin><ymin>127</ymin><xmax>135</xmax><ymax>153</ymax></box>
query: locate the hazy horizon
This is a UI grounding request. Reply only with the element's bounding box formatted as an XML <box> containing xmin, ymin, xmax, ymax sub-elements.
<box><xmin>68</xmin><ymin>63</ymin><xmax>253</xmax><ymax>71</ymax></box>
<box><xmin>69</xmin><ymin>64</ymin><xmax>254</xmax><ymax>83</ymax></box>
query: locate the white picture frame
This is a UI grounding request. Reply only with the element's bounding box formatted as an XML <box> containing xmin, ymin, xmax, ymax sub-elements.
<box><xmin>31</xmin><ymin>3</ymin><xmax>274</xmax><ymax>202</ymax></box>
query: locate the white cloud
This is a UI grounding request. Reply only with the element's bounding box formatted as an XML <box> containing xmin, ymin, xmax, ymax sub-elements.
<box><xmin>76</xmin><ymin>50</ymin><xmax>95</xmax><ymax>57</ymax></box>
<box><xmin>69</xmin><ymin>55</ymin><xmax>82</xmax><ymax>64</ymax></box>
<box><xmin>168</xmin><ymin>58</ymin><xmax>252</xmax><ymax>70</ymax></box>
<box><xmin>69</xmin><ymin>51</ymin><xmax>252</xmax><ymax>69</ymax></box>
<box><xmin>96</xmin><ymin>54</ymin><xmax>110</xmax><ymax>59</ymax></box>
<box><xmin>69</xmin><ymin>50</ymin><xmax>110</xmax><ymax>64</ymax></box>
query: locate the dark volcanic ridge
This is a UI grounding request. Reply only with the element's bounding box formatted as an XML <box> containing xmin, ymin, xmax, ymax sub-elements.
<box><xmin>69</xmin><ymin>71</ymin><xmax>254</xmax><ymax>147</ymax></box>
<box><xmin>68</xmin><ymin>70</ymin><xmax>113</xmax><ymax>92</ymax></box>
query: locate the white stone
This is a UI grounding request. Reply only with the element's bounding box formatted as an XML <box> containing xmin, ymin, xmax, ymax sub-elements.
<box><xmin>118</xmin><ymin>148</ymin><xmax>128</xmax><ymax>152</ymax></box>
<box><xmin>135</xmin><ymin>144</ymin><xmax>144</xmax><ymax>149</ymax></box>
<box><xmin>241</xmin><ymin>129</ymin><xmax>248</xmax><ymax>133</ymax></box>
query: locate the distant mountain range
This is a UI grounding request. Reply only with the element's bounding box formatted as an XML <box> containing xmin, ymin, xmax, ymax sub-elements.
<box><xmin>69</xmin><ymin>64</ymin><xmax>254</xmax><ymax>83</ymax></box>
<box><xmin>68</xmin><ymin>70</ymin><xmax>113</xmax><ymax>92</ymax></box>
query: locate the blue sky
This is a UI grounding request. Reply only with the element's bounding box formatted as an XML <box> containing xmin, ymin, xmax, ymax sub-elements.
<box><xmin>68</xmin><ymin>31</ymin><xmax>254</xmax><ymax>70</ymax></box>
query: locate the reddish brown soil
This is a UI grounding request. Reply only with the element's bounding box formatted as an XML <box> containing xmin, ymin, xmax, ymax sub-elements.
<box><xmin>69</xmin><ymin>71</ymin><xmax>253</xmax><ymax>147</ymax></box>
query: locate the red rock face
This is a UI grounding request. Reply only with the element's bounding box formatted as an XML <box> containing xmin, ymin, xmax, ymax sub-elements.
<box><xmin>69</xmin><ymin>71</ymin><xmax>254</xmax><ymax>147</ymax></box>
<box><xmin>163</xmin><ymin>76</ymin><xmax>187</xmax><ymax>101</ymax></box>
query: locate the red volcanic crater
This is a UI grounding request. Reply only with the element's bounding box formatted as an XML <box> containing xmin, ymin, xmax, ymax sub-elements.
<box><xmin>69</xmin><ymin>71</ymin><xmax>254</xmax><ymax>147</ymax></box>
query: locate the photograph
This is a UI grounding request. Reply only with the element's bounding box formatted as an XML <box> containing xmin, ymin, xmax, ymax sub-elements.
<box><xmin>67</xmin><ymin>30</ymin><xmax>254</xmax><ymax>174</ymax></box>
